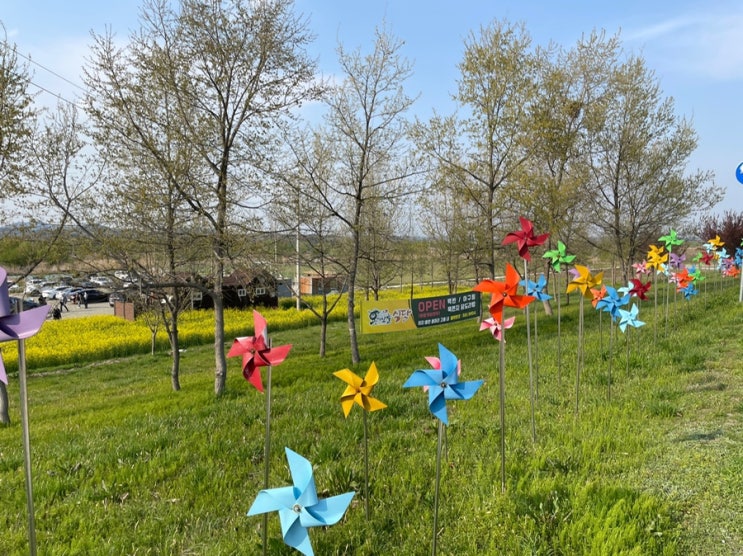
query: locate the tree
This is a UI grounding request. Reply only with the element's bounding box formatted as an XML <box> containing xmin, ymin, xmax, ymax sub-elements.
<box><xmin>83</xmin><ymin>0</ymin><xmax>321</xmax><ymax>395</ymax></box>
<box><xmin>698</xmin><ymin>210</ymin><xmax>743</xmax><ymax>252</ymax></box>
<box><xmin>583</xmin><ymin>54</ymin><xmax>722</xmax><ymax>280</ymax></box>
<box><xmin>413</xmin><ymin>20</ymin><xmax>538</xmax><ymax>279</ymax></box>
<box><xmin>302</xmin><ymin>27</ymin><xmax>418</xmax><ymax>364</ymax></box>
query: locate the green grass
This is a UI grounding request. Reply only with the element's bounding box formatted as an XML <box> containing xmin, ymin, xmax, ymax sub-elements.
<box><xmin>0</xmin><ymin>279</ymin><xmax>741</xmax><ymax>554</ymax></box>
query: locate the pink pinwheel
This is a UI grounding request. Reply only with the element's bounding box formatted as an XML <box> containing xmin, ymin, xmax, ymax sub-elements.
<box><xmin>632</xmin><ymin>261</ymin><xmax>649</xmax><ymax>275</ymax></box>
<box><xmin>227</xmin><ymin>310</ymin><xmax>292</xmax><ymax>392</ymax></box>
<box><xmin>480</xmin><ymin>316</ymin><xmax>515</xmax><ymax>342</ymax></box>
<box><xmin>502</xmin><ymin>216</ymin><xmax>549</xmax><ymax>262</ymax></box>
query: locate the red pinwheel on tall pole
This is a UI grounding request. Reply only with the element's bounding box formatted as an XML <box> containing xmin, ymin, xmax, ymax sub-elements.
<box><xmin>502</xmin><ymin>217</ymin><xmax>548</xmax><ymax>442</ymax></box>
<box><xmin>227</xmin><ymin>310</ymin><xmax>291</xmax><ymax>556</ymax></box>
<box><xmin>474</xmin><ymin>263</ymin><xmax>535</xmax><ymax>492</ymax></box>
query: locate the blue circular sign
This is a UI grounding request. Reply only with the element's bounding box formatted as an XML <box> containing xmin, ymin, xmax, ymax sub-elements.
<box><xmin>737</xmin><ymin>162</ymin><xmax>743</xmax><ymax>184</ymax></box>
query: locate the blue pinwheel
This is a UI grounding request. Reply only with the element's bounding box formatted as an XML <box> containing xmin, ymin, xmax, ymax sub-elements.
<box><xmin>403</xmin><ymin>343</ymin><xmax>483</xmax><ymax>425</ymax></box>
<box><xmin>247</xmin><ymin>447</ymin><xmax>354</xmax><ymax>556</ymax></box>
<box><xmin>520</xmin><ymin>274</ymin><xmax>552</xmax><ymax>302</ymax></box>
<box><xmin>595</xmin><ymin>286</ymin><xmax>630</xmax><ymax>319</ymax></box>
<box><xmin>617</xmin><ymin>303</ymin><xmax>645</xmax><ymax>332</ymax></box>
<box><xmin>681</xmin><ymin>283</ymin><xmax>698</xmax><ymax>300</ymax></box>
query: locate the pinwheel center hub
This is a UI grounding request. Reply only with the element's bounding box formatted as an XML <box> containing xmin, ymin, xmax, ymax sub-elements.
<box><xmin>293</xmin><ymin>503</ymin><xmax>302</xmax><ymax>513</ymax></box>
<box><xmin>440</xmin><ymin>381</ymin><xmax>447</xmax><ymax>388</ymax></box>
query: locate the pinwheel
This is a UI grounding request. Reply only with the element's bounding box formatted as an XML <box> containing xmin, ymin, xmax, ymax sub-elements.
<box><xmin>333</xmin><ymin>363</ymin><xmax>386</xmax><ymax>520</ymax></box>
<box><xmin>716</xmin><ymin>248</ymin><xmax>730</xmax><ymax>269</ymax></box>
<box><xmin>632</xmin><ymin>260</ymin><xmax>649</xmax><ymax>275</ymax></box>
<box><xmin>473</xmin><ymin>263</ymin><xmax>535</xmax><ymax>325</ymax></box>
<box><xmin>673</xmin><ymin>268</ymin><xmax>692</xmax><ymax>291</ymax></box>
<box><xmin>0</xmin><ymin>267</ymin><xmax>50</xmax><ymax>555</ymax></box>
<box><xmin>404</xmin><ymin>343</ymin><xmax>483</xmax><ymax>426</ymax></box>
<box><xmin>668</xmin><ymin>252</ymin><xmax>686</xmax><ymax>270</ymax></box>
<box><xmin>502</xmin><ymin>216</ymin><xmax>549</xmax><ymax>262</ymax></box>
<box><xmin>479</xmin><ymin>316</ymin><xmax>515</xmax><ymax>342</ymax></box>
<box><xmin>404</xmin><ymin>344</ymin><xmax>483</xmax><ymax>553</ymax></box>
<box><xmin>566</xmin><ymin>265</ymin><xmax>603</xmax><ymax>415</ymax></box>
<box><xmin>228</xmin><ymin>310</ymin><xmax>292</xmax><ymax>555</ymax></box>
<box><xmin>708</xmin><ymin>234</ymin><xmax>725</xmax><ymax>249</ymax></box>
<box><xmin>681</xmin><ymin>282</ymin><xmax>698</xmax><ymax>300</ymax></box>
<box><xmin>590</xmin><ymin>285</ymin><xmax>607</xmax><ymax>352</ymax></box>
<box><xmin>247</xmin><ymin>447</ymin><xmax>354</xmax><ymax>556</ymax></box>
<box><xmin>542</xmin><ymin>240</ymin><xmax>575</xmax><ymax>382</ymax></box>
<box><xmin>543</xmin><ymin>240</ymin><xmax>576</xmax><ymax>271</ymax></box>
<box><xmin>659</xmin><ymin>229</ymin><xmax>683</xmax><ymax>252</ymax></box>
<box><xmin>227</xmin><ymin>310</ymin><xmax>292</xmax><ymax>392</ymax></box>
<box><xmin>627</xmin><ymin>278</ymin><xmax>651</xmax><ymax>301</ymax></box>
<box><xmin>699</xmin><ymin>250</ymin><xmax>715</xmax><ymax>266</ymax></box>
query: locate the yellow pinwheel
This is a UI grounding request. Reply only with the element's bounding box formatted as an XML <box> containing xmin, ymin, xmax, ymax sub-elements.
<box><xmin>566</xmin><ymin>264</ymin><xmax>604</xmax><ymax>298</ymax></box>
<box><xmin>708</xmin><ymin>234</ymin><xmax>725</xmax><ymax>249</ymax></box>
<box><xmin>646</xmin><ymin>244</ymin><xmax>668</xmax><ymax>271</ymax></box>
<box><xmin>334</xmin><ymin>362</ymin><xmax>387</xmax><ymax>417</ymax></box>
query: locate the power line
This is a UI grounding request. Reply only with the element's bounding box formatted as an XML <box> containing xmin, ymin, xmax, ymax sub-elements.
<box><xmin>5</xmin><ymin>41</ymin><xmax>86</xmax><ymax>93</ymax></box>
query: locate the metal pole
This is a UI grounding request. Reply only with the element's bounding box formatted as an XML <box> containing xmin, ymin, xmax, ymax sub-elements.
<box><xmin>18</xmin><ymin>338</ymin><xmax>37</xmax><ymax>556</ymax></box>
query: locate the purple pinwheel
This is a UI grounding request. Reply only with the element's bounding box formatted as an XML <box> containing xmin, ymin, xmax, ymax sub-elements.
<box><xmin>247</xmin><ymin>447</ymin><xmax>354</xmax><ymax>556</ymax></box>
<box><xmin>403</xmin><ymin>343</ymin><xmax>483</xmax><ymax>425</ymax></box>
<box><xmin>0</xmin><ymin>268</ymin><xmax>50</xmax><ymax>384</ymax></box>
<box><xmin>596</xmin><ymin>286</ymin><xmax>630</xmax><ymax>319</ymax></box>
<box><xmin>668</xmin><ymin>252</ymin><xmax>686</xmax><ymax>269</ymax></box>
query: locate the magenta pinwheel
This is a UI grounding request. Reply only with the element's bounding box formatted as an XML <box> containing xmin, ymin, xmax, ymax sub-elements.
<box><xmin>403</xmin><ymin>343</ymin><xmax>483</xmax><ymax>425</ymax></box>
<box><xmin>247</xmin><ymin>447</ymin><xmax>354</xmax><ymax>556</ymax></box>
<box><xmin>0</xmin><ymin>268</ymin><xmax>50</xmax><ymax>384</ymax></box>
<box><xmin>227</xmin><ymin>310</ymin><xmax>292</xmax><ymax>392</ymax></box>
<box><xmin>333</xmin><ymin>363</ymin><xmax>387</xmax><ymax>417</ymax></box>
<box><xmin>502</xmin><ymin>216</ymin><xmax>549</xmax><ymax>262</ymax></box>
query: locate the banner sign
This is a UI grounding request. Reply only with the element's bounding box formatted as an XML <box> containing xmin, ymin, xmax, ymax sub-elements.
<box><xmin>360</xmin><ymin>292</ymin><xmax>481</xmax><ymax>334</ymax></box>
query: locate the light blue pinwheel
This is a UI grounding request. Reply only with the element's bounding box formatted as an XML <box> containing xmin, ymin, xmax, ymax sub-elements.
<box><xmin>403</xmin><ymin>343</ymin><xmax>483</xmax><ymax>425</ymax></box>
<box><xmin>617</xmin><ymin>303</ymin><xmax>645</xmax><ymax>332</ymax></box>
<box><xmin>735</xmin><ymin>247</ymin><xmax>743</xmax><ymax>268</ymax></box>
<box><xmin>595</xmin><ymin>286</ymin><xmax>630</xmax><ymax>319</ymax></box>
<box><xmin>520</xmin><ymin>274</ymin><xmax>553</xmax><ymax>302</ymax></box>
<box><xmin>247</xmin><ymin>447</ymin><xmax>355</xmax><ymax>556</ymax></box>
<box><xmin>717</xmin><ymin>248</ymin><xmax>730</xmax><ymax>269</ymax></box>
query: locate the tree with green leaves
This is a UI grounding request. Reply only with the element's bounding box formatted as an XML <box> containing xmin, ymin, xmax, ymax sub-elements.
<box><xmin>583</xmin><ymin>54</ymin><xmax>721</xmax><ymax>280</ymax></box>
<box><xmin>83</xmin><ymin>0</ymin><xmax>321</xmax><ymax>395</ymax></box>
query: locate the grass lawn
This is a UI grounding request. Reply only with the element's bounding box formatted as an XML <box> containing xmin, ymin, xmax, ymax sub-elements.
<box><xmin>0</xmin><ymin>278</ymin><xmax>741</xmax><ymax>554</ymax></box>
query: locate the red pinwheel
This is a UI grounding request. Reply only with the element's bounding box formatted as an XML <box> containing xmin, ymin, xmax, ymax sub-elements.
<box><xmin>473</xmin><ymin>263</ymin><xmax>535</xmax><ymax>323</ymax></box>
<box><xmin>502</xmin><ymin>216</ymin><xmax>549</xmax><ymax>262</ymax></box>
<box><xmin>628</xmin><ymin>278</ymin><xmax>651</xmax><ymax>301</ymax></box>
<box><xmin>227</xmin><ymin>310</ymin><xmax>292</xmax><ymax>392</ymax></box>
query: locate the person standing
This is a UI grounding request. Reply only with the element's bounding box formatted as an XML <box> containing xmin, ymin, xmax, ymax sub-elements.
<box><xmin>60</xmin><ymin>292</ymin><xmax>69</xmax><ymax>312</ymax></box>
<box><xmin>83</xmin><ymin>290</ymin><xmax>88</xmax><ymax>309</ymax></box>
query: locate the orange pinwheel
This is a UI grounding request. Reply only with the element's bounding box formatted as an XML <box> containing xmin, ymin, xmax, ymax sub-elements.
<box><xmin>590</xmin><ymin>285</ymin><xmax>607</xmax><ymax>308</ymax></box>
<box><xmin>227</xmin><ymin>310</ymin><xmax>292</xmax><ymax>392</ymax></box>
<box><xmin>502</xmin><ymin>216</ymin><xmax>549</xmax><ymax>262</ymax></box>
<box><xmin>333</xmin><ymin>362</ymin><xmax>387</xmax><ymax>417</ymax></box>
<box><xmin>473</xmin><ymin>263</ymin><xmax>535</xmax><ymax>323</ymax></box>
<box><xmin>673</xmin><ymin>268</ymin><xmax>692</xmax><ymax>291</ymax></box>
<box><xmin>566</xmin><ymin>265</ymin><xmax>604</xmax><ymax>298</ymax></box>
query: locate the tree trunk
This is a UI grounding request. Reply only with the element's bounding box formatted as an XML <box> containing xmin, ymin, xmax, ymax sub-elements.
<box><xmin>319</xmin><ymin>316</ymin><xmax>327</xmax><ymax>357</ymax></box>
<box><xmin>0</xmin><ymin>382</ymin><xmax>9</xmax><ymax>425</ymax></box>
<box><xmin>214</xmin><ymin>269</ymin><xmax>228</xmax><ymax>395</ymax></box>
<box><xmin>170</xmin><ymin>315</ymin><xmax>181</xmax><ymax>392</ymax></box>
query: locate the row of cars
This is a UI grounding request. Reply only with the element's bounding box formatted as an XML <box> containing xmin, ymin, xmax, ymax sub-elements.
<box><xmin>20</xmin><ymin>273</ymin><xmax>131</xmax><ymax>307</ymax></box>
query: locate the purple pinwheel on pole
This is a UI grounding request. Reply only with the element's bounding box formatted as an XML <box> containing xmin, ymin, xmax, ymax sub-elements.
<box><xmin>0</xmin><ymin>267</ymin><xmax>50</xmax><ymax>556</ymax></box>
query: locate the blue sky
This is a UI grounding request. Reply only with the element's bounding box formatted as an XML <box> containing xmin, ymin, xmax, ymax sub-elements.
<box><xmin>3</xmin><ymin>0</ymin><xmax>741</xmax><ymax>214</ymax></box>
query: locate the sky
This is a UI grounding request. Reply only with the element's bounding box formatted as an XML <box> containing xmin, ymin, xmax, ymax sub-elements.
<box><xmin>2</xmin><ymin>0</ymin><xmax>742</xmax><ymax>215</ymax></box>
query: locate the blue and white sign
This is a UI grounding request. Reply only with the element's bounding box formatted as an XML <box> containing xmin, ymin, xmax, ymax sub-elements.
<box><xmin>736</xmin><ymin>162</ymin><xmax>743</xmax><ymax>184</ymax></box>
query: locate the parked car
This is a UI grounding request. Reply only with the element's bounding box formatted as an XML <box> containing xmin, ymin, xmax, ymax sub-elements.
<box><xmin>108</xmin><ymin>291</ymin><xmax>126</xmax><ymax>306</ymax></box>
<box><xmin>90</xmin><ymin>275</ymin><xmax>113</xmax><ymax>287</ymax></box>
<box><xmin>9</xmin><ymin>296</ymin><xmax>40</xmax><ymax>312</ymax></box>
<box><xmin>76</xmin><ymin>289</ymin><xmax>109</xmax><ymax>304</ymax></box>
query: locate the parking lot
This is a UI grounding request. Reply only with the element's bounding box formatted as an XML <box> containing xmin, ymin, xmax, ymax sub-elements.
<box><xmin>48</xmin><ymin>301</ymin><xmax>114</xmax><ymax>319</ymax></box>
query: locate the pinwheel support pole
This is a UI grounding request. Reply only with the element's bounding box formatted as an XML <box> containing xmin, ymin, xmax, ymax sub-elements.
<box><xmin>575</xmin><ymin>296</ymin><xmax>584</xmax><ymax>417</ymax></box>
<box><xmin>523</xmin><ymin>260</ymin><xmax>536</xmax><ymax>443</ymax></box>
<box><xmin>363</xmin><ymin>410</ymin><xmax>370</xmax><ymax>521</ymax></box>
<box><xmin>432</xmin><ymin>418</ymin><xmax>444</xmax><ymax>556</ymax></box>
<box><xmin>18</xmin><ymin>339</ymin><xmax>37</xmax><ymax>556</ymax></box>
<box><xmin>261</xmin><ymin>358</ymin><xmax>273</xmax><ymax>556</ymax></box>
<box><xmin>607</xmin><ymin>320</ymin><xmax>614</xmax><ymax>402</ymax></box>
<box><xmin>738</xmin><ymin>267</ymin><xmax>743</xmax><ymax>302</ymax></box>
<box><xmin>498</xmin><ymin>328</ymin><xmax>507</xmax><ymax>493</ymax></box>
<box><xmin>555</xmin><ymin>269</ymin><xmax>563</xmax><ymax>386</ymax></box>
<box><xmin>653</xmin><ymin>274</ymin><xmax>658</xmax><ymax>344</ymax></box>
